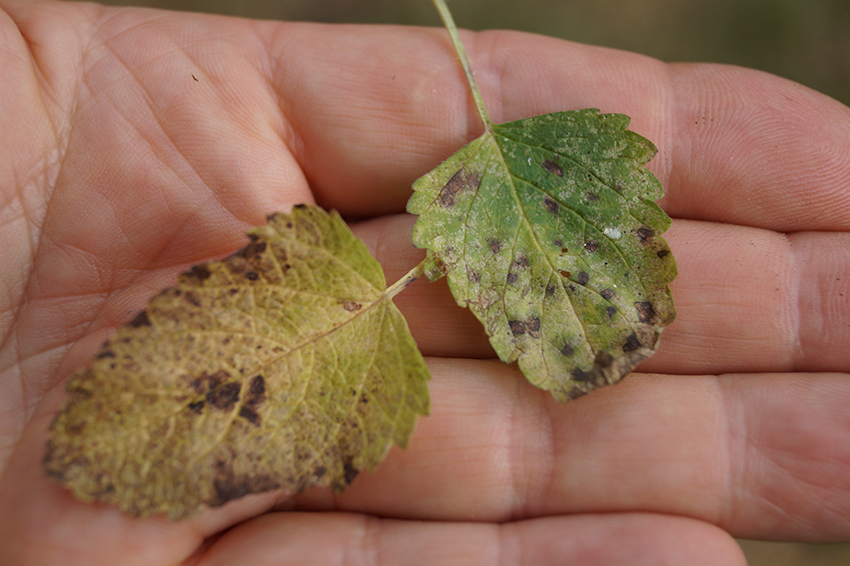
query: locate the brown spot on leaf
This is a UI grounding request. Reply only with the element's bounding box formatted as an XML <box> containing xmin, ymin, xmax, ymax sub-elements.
<box><xmin>584</xmin><ymin>241</ymin><xmax>598</xmax><ymax>252</ymax></box>
<box><xmin>206</xmin><ymin>382</ymin><xmax>241</xmax><ymax>411</ymax></box>
<box><xmin>571</xmin><ymin>368</ymin><xmax>591</xmax><ymax>382</ymax></box>
<box><xmin>559</xmin><ymin>270</ymin><xmax>571</xmax><ymax>278</ymax></box>
<box><xmin>239</xmin><ymin>406</ymin><xmax>261</xmax><ymax>426</ymax></box>
<box><xmin>637</xmin><ymin>227</ymin><xmax>654</xmax><ymax>243</ymax></box>
<box><xmin>514</xmin><ymin>255</ymin><xmax>529</xmax><ymax>269</ymax></box>
<box><xmin>189</xmin><ymin>264</ymin><xmax>212</xmax><ymax>282</ymax></box>
<box><xmin>184</xmin><ymin>291</ymin><xmax>202</xmax><ymax>307</ymax></box>
<box><xmin>188</xmin><ymin>400</ymin><xmax>205</xmax><ymax>414</ymax></box>
<box><xmin>343</xmin><ymin>301</ymin><xmax>362</xmax><ymax>312</ymax></box>
<box><xmin>577</xmin><ymin>271</ymin><xmax>590</xmax><ymax>286</ymax></box>
<box><xmin>635</xmin><ymin>301</ymin><xmax>656</xmax><ymax>323</ymax></box>
<box><xmin>96</xmin><ymin>349</ymin><xmax>116</xmax><ymax>359</ymax></box>
<box><xmin>488</xmin><ymin>238</ymin><xmax>501</xmax><ymax>254</ymax></box>
<box><xmin>606</xmin><ymin>306</ymin><xmax>617</xmax><ymax>317</ymax></box>
<box><xmin>439</xmin><ymin>169</ymin><xmax>480</xmax><ymax>207</ymax></box>
<box><xmin>600</xmin><ymin>289</ymin><xmax>615</xmax><ymax>300</ymax></box>
<box><xmin>128</xmin><ymin>311</ymin><xmax>152</xmax><ymax>328</ymax></box>
<box><xmin>561</xmin><ymin>343</ymin><xmax>574</xmax><ymax>357</ymax></box>
<box><xmin>657</xmin><ymin>249</ymin><xmax>670</xmax><ymax>259</ymax></box>
<box><xmin>245</xmin><ymin>272</ymin><xmax>259</xmax><ymax>281</ymax></box>
<box><xmin>568</xmin><ymin>386</ymin><xmax>588</xmax><ymax>399</ymax></box>
<box><xmin>509</xmin><ymin>317</ymin><xmax>541</xmax><ymax>338</ymax></box>
<box><xmin>507</xmin><ymin>272</ymin><xmax>518</xmax><ymax>284</ymax></box>
<box><xmin>468</xmin><ymin>270</ymin><xmax>481</xmax><ymax>283</ymax></box>
<box><xmin>546</xmin><ymin>285</ymin><xmax>556</xmax><ymax>296</ymax></box>
<box><xmin>542</xmin><ymin>159</ymin><xmax>564</xmax><ymax>177</ymax></box>
<box><xmin>623</xmin><ymin>333</ymin><xmax>642</xmax><ymax>352</ymax></box>
<box><xmin>210</xmin><ymin>460</ymin><xmax>280</xmax><ymax>507</ymax></box>
<box><xmin>246</xmin><ymin>375</ymin><xmax>266</xmax><ymax>407</ymax></box>
<box><xmin>342</xmin><ymin>458</ymin><xmax>360</xmax><ymax>486</ymax></box>
<box><xmin>586</xmin><ymin>192</ymin><xmax>599</xmax><ymax>202</ymax></box>
<box><xmin>543</xmin><ymin>196</ymin><xmax>560</xmax><ymax>213</ymax></box>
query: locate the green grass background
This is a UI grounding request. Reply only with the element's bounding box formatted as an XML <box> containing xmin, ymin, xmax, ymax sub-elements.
<box><xmin>81</xmin><ymin>0</ymin><xmax>850</xmax><ymax>563</ymax></box>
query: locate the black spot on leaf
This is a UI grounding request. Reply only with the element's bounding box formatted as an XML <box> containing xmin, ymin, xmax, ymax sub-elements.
<box><xmin>188</xmin><ymin>400</ymin><xmax>205</xmax><ymax>414</ymax></box>
<box><xmin>571</xmin><ymin>368</ymin><xmax>590</xmax><ymax>382</ymax></box>
<box><xmin>605</xmin><ymin>306</ymin><xmax>617</xmax><ymax>317</ymax></box>
<box><xmin>189</xmin><ymin>264</ymin><xmax>212</xmax><ymax>281</ymax></box>
<box><xmin>239</xmin><ymin>406</ymin><xmax>261</xmax><ymax>426</ymax></box>
<box><xmin>506</xmin><ymin>273</ymin><xmax>518</xmax><ymax>284</ymax></box>
<box><xmin>577</xmin><ymin>271</ymin><xmax>590</xmax><ymax>286</ymax></box>
<box><xmin>543</xmin><ymin>196</ymin><xmax>560</xmax><ymax>213</ymax></box>
<box><xmin>600</xmin><ymin>289</ymin><xmax>615</xmax><ymax>300</ymax></box>
<box><xmin>561</xmin><ymin>343</ymin><xmax>574</xmax><ymax>357</ymax></box>
<box><xmin>584</xmin><ymin>241</ymin><xmax>598</xmax><ymax>252</ymax></box>
<box><xmin>246</xmin><ymin>375</ymin><xmax>266</xmax><ymax>407</ymax></box>
<box><xmin>657</xmin><ymin>249</ymin><xmax>670</xmax><ymax>259</ymax></box>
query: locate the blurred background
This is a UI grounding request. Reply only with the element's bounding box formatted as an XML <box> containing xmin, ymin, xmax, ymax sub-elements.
<box><xmin>84</xmin><ymin>0</ymin><xmax>850</xmax><ymax>564</ymax></box>
<box><xmin>92</xmin><ymin>0</ymin><xmax>849</xmax><ymax>105</ymax></box>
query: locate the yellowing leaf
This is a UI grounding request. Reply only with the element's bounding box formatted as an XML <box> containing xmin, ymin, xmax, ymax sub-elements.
<box><xmin>407</xmin><ymin>110</ymin><xmax>676</xmax><ymax>401</ymax></box>
<box><xmin>44</xmin><ymin>205</ymin><xmax>430</xmax><ymax>519</ymax></box>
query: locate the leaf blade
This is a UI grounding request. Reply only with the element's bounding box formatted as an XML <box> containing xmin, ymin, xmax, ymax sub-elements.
<box><xmin>408</xmin><ymin>109</ymin><xmax>676</xmax><ymax>401</ymax></box>
<box><xmin>44</xmin><ymin>205</ymin><xmax>430</xmax><ymax>519</ymax></box>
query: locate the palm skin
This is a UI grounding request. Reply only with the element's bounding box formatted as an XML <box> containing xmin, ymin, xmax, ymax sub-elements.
<box><xmin>1</xmin><ymin>1</ymin><xmax>849</xmax><ymax>565</ymax></box>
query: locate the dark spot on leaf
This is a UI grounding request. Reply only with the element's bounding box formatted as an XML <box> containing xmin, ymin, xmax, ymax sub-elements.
<box><xmin>509</xmin><ymin>317</ymin><xmax>541</xmax><ymax>338</ymax></box>
<box><xmin>246</xmin><ymin>375</ymin><xmax>266</xmax><ymax>407</ymax></box>
<box><xmin>657</xmin><ymin>249</ymin><xmax>670</xmax><ymax>259</ymax></box>
<box><xmin>606</xmin><ymin>306</ymin><xmax>617</xmax><ymax>317</ymax></box>
<box><xmin>96</xmin><ymin>349</ymin><xmax>116</xmax><ymax>359</ymax></box>
<box><xmin>228</xmin><ymin>288</ymin><xmax>239</xmax><ymax>295</ymax></box>
<box><xmin>343</xmin><ymin>458</ymin><xmax>360</xmax><ymax>486</ymax></box>
<box><xmin>286</xmin><ymin>222</ymin><xmax>293</xmax><ymax>229</ymax></box>
<box><xmin>239</xmin><ymin>406</ymin><xmax>261</xmax><ymax>426</ymax></box>
<box><xmin>210</xmin><ymin>461</ymin><xmax>280</xmax><ymax>507</ymax></box>
<box><xmin>253</xmin><ymin>242</ymin><xmax>267</xmax><ymax>253</ymax></box>
<box><xmin>245</xmin><ymin>271</ymin><xmax>259</xmax><ymax>281</ymax></box>
<box><xmin>577</xmin><ymin>271</ymin><xmax>590</xmax><ymax>286</ymax></box>
<box><xmin>586</xmin><ymin>192</ymin><xmax>599</xmax><ymax>202</ymax></box>
<box><xmin>488</xmin><ymin>238</ymin><xmax>501</xmax><ymax>254</ymax></box>
<box><xmin>293</xmin><ymin>203</ymin><xmax>307</xmax><ymax>209</ymax></box>
<box><xmin>559</xmin><ymin>270</ymin><xmax>571</xmax><ymax>278</ymax></box>
<box><xmin>571</xmin><ymin>368</ymin><xmax>591</xmax><ymax>382</ymax></box>
<box><xmin>507</xmin><ymin>273</ymin><xmax>518</xmax><ymax>284</ymax></box>
<box><xmin>343</xmin><ymin>301</ymin><xmax>362</xmax><ymax>312</ymax></box>
<box><xmin>554</xmin><ymin>239</ymin><xmax>563</xmax><ymax>248</ymax></box>
<box><xmin>360</xmin><ymin>394</ymin><xmax>369</xmax><ymax>404</ymax></box>
<box><xmin>584</xmin><ymin>241</ymin><xmax>598</xmax><ymax>252</ymax></box>
<box><xmin>561</xmin><ymin>247</ymin><xmax>569</xmax><ymax>254</ymax></box>
<box><xmin>546</xmin><ymin>285</ymin><xmax>556</xmax><ymax>296</ymax></box>
<box><xmin>600</xmin><ymin>289</ymin><xmax>615</xmax><ymax>300</ymax></box>
<box><xmin>568</xmin><ymin>284</ymin><xmax>577</xmax><ymax>292</ymax></box>
<box><xmin>206</xmin><ymin>382</ymin><xmax>241</xmax><ymax>411</ymax></box>
<box><xmin>184</xmin><ymin>291</ymin><xmax>201</xmax><ymax>307</ymax></box>
<box><xmin>190</xmin><ymin>264</ymin><xmax>212</xmax><ymax>281</ymax></box>
<box><xmin>543</xmin><ymin>196</ymin><xmax>560</xmax><ymax>213</ymax></box>
<box><xmin>439</xmin><ymin>168</ymin><xmax>480</xmax><ymax>207</ymax></box>
<box><xmin>514</xmin><ymin>255</ymin><xmax>529</xmax><ymax>269</ymax></box>
<box><xmin>468</xmin><ymin>270</ymin><xmax>481</xmax><ymax>283</ymax></box>
<box><xmin>561</xmin><ymin>343</ymin><xmax>574</xmax><ymax>357</ymax></box>
<box><xmin>542</xmin><ymin>159</ymin><xmax>564</xmax><ymax>177</ymax></box>
<box><xmin>614</xmin><ymin>183</ymin><xmax>624</xmax><ymax>193</ymax></box>
<box><xmin>635</xmin><ymin>301</ymin><xmax>656</xmax><ymax>323</ymax></box>
<box><xmin>623</xmin><ymin>333</ymin><xmax>642</xmax><ymax>352</ymax></box>
<box><xmin>313</xmin><ymin>466</ymin><xmax>326</xmax><ymax>479</ymax></box>
<box><xmin>637</xmin><ymin>227</ymin><xmax>654</xmax><ymax>244</ymax></box>
<box><xmin>129</xmin><ymin>311</ymin><xmax>152</xmax><ymax>328</ymax></box>
<box><xmin>568</xmin><ymin>387</ymin><xmax>587</xmax><ymax>399</ymax></box>
<box><xmin>188</xmin><ymin>400</ymin><xmax>205</xmax><ymax>414</ymax></box>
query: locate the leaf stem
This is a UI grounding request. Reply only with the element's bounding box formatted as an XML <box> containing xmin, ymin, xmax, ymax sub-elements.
<box><xmin>430</xmin><ymin>0</ymin><xmax>492</xmax><ymax>131</ymax></box>
<box><xmin>385</xmin><ymin>259</ymin><xmax>426</xmax><ymax>300</ymax></box>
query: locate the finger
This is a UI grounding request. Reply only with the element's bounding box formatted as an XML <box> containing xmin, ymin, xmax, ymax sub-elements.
<box><xmin>264</xmin><ymin>25</ymin><xmax>850</xmax><ymax>230</ymax></box>
<box><xmin>195</xmin><ymin>511</ymin><xmax>744</xmax><ymax>566</ymax></box>
<box><xmin>292</xmin><ymin>361</ymin><xmax>850</xmax><ymax>541</ymax></box>
<box><xmin>353</xmin><ymin>214</ymin><xmax>850</xmax><ymax>374</ymax></box>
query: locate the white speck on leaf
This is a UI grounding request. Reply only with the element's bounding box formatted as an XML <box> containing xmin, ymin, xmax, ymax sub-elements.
<box><xmin>604</xmin><ymin>227</ymin><xmax>622</xmax><ymax>239</ymax></box>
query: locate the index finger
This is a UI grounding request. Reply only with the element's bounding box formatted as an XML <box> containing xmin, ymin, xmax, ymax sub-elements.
<box><xmin>265</xmin><ymin>25</ymin><xmax>850</xmax><ymax>230</ymax></box>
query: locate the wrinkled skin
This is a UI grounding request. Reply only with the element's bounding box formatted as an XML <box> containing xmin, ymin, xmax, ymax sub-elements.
<box><xmin>1</xmin><ymin>1</ymin><xmax>849</xmax><ymax>565</ymax></box>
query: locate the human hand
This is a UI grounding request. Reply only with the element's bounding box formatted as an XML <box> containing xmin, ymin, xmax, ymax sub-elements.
<box><xmin>1</xmin><ymin>1</ymin><xmax>848</xmax><ymax>564</ymax></box>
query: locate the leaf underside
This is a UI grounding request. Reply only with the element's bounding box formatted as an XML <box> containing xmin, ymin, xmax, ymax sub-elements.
<box><xmin>44</xmin><ymin>205</ymin><xmax>430</xmax><ymax>519</ymax></box>
<box><xmin>407</xmin><ymin>109</ymin><xmax>676</xmax><ymax>401</ymax></box>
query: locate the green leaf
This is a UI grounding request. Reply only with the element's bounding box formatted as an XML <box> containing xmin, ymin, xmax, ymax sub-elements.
<box><xmin>407</xmin><ymin>109</ymin><xmax>676</xmax><ymax>401</ymax></box>
<box><xmin>44</xmin><ymin>205</ymin><xmax>430</xmax><ymax>519</ymax></box>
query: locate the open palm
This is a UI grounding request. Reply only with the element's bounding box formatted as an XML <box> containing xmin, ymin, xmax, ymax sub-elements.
<box><xmin>1</xmin><ymin>1</ymin><xmax>849</xmax><ymax>564</ymax></box>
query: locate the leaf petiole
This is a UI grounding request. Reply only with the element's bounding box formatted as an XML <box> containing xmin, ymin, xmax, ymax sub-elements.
<box><xmin>385</xmin><ymin>259</ymin><xmax>426</xmax><ymax>300</ymax></box>
<box><xmin>430</xmin><ymin>0</ymin><xmax>492</xmax><ymax>131</ymax></box>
